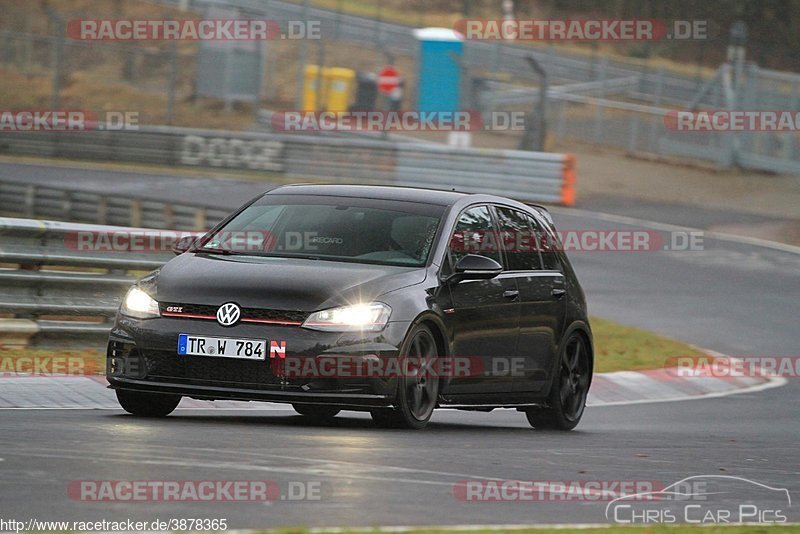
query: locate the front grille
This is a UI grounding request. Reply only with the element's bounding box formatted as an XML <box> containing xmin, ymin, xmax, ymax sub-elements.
<box><xmin>244</xmin><ymin>308</ymin><xmax>308</xmax><ymax>324</ymax></box>
<box><xmin>160</xmin><ymin>303</ymin><xmax>309</xmax><ymax>325</ymax></box>
<box><xmin>144</xmin><ymin>350</ymin><xmax>282</xmax><ymax>389</ymax></box>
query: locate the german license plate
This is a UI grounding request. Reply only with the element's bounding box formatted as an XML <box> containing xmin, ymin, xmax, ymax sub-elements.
<box><xmin>177</xmin><ymin>334</ymin><xmax>266</xmax><ymax>360</ymax></box>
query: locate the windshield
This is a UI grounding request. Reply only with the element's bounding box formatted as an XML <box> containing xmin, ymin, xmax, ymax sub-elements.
<box><xmin>197</xmin><ymin>194</ymin><xmax>445</xmax><ymax>267</ymax></box>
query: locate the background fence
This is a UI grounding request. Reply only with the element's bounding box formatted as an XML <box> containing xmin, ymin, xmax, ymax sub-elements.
<box><xmin>181</xmin><ymin>0</ymin><xmax>800</xmax><ymax>175</ymax></box>
<box><xmin>486</xmin><ymin>61</ymin><xmax>800</xmax><ymax>175</ymax></box>
<box><xmin>4</xmin><ymin>0</ymin><xmax>800</xmax><ymax>175</ymax></box>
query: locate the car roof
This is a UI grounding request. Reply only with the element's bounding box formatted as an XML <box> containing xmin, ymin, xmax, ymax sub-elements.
<box><xmin>266</xmin><ymin>184</ymin><xmax>551</xmax><ymax>216</ymax></box>
<box><xmin>266</xmin><ymin>184</ymin><xmax>467</xmax><ymax>205</ymax></box>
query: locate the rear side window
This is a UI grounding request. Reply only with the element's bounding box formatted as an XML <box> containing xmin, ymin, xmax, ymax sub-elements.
<box><xmin>525</xmin><ymin>214</ymin><xmax>560</xmax><ymax>271</ymax></box>
<box><xmin>494</xmin><ymin>206</ymin><xmax>543</xmax><ymax>271</ymax></box>
<box><xmin>447</xmin><ymin>205</ymin><xmax>502</xmax><ymax>269</ymax></box>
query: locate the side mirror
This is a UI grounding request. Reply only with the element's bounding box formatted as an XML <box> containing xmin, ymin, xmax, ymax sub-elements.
<box><xmin>445</xmin><ymin>254</ymin><xmax>503</xmax><ymax>283</ymax></box>
<box><xmin>172</xmin><ymin>235</ymin><xmax>199</xmax><ymax>255</ymax></box>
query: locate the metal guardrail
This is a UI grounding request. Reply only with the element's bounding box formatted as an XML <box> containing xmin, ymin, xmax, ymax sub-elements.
<box><xmin>0</xmin><ymin>125</ymin><xmax>576</xmax><ymax>205</ymax></box>
<box><xmin>0</xmin><ymin>217</ymin><xmax>175</xmax><ymax>345</ymax></box>
<box><xmin>0</xmin><ymin>181</ymin><xmax>230</xmax><ymax>231</ymax></box>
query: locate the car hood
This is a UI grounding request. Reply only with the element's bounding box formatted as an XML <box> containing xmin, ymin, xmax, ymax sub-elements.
<box><xmin>150</xmin><ymin>252</ymin><xmax>427</xmax><ymax>311</ymax></box>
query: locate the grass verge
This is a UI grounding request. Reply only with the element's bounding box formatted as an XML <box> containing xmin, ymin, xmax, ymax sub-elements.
<box><xmin>0</xmin><ymin>317</ymin><xmax>703</xmax><ymax>376</ymax></box>
<box><xmin>590</xmin><ymin>317</ymin><xmax>705</xmax><ymax>374</ymax></box>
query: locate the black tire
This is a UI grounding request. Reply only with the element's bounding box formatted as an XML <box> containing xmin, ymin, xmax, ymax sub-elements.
<box><xmin>526</xmin><ymin>333</ymin><xmax>590</xmax><ymax>431</ymax></box>
<box><xmin>370</xmin><ymin>324</ymin><xmax>440</xmax><ymax>429</ymax></box>
<box><xmin>292</xmin><ymin>404</ymin><xmax>341</xmax><ymax>419</ymax></box>
<box><xmin>116</xmin><ymin>389</ymin><xmax>181</xmax><ymax>417</ymax></box>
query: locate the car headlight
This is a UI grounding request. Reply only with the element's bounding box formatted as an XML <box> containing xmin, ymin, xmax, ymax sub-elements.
<box><xmin>120</xmin><ymin>286</ymin><xmax>160</xmax><ymax>319</ymax></box>
<box><xmin>302</xmin><ymin>302</ymin><xmax>391</xmax><ymax>332</ymax></box>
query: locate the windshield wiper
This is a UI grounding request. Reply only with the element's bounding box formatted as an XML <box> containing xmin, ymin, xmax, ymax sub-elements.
<box><xmin>195</xmin><ymin>248</ymin><xmax>244</xmax><ymax>255</ymax></box>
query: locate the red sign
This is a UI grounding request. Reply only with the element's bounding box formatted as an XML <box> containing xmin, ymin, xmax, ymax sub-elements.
<box><xmin>377</xmin><ymin>65</ymin><xmax>400</xmax><ymax>95</ymax></box>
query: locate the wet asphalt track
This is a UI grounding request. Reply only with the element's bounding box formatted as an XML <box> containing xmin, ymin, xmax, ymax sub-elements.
<box><xmin>0</xmin><ymin>161</ymin><xmax>798</xmax><ymax>527</ymax></box>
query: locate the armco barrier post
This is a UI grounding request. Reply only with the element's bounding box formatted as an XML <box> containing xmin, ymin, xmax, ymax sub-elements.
<box><xmin>194</xmin><ymin>207</ymin><xmax>207</xmax><ymax>232</ymax></box>
<box><xmin>130</xmin><ymin>199</ymin><xmax>142</xmax><ymax>227</ymax></box>
<box><xmin>24</xmin><ymin>185</ymin><xmax>35</xmax><ymax>218</ymax></box>
<box><xmin>61</xmin><ymin>190</ymin><xmax>72</xmax><ymax>220</ymax></box>
<box><xmin>97</xmin><ymin>197</ymin><xmax>108</xmax><ymax>225</ymax></box>
<box><xmin>164</xmin><ymin>204</ymin><xmax>175</xmax><ymax>229</ymax></box>
<box><xmin>561</xmin><ymin>154</ymin><xmax>576</xmax><ymax>206</ymax></box>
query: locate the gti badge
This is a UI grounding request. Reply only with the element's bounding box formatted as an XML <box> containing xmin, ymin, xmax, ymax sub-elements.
<box><xmin>216</xmin><ymin>302</ymin><xmax>241</xmax><ymax>326</ymax></box>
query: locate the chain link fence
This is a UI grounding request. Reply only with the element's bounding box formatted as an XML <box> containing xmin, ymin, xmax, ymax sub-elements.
<box><xmin>0</xmin><ymin>23</ymin><xmax>194</xmax><ymax>125</ymax></box>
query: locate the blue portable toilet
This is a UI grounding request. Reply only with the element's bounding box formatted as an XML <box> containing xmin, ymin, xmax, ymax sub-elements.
<box><xmin>413</xmin><ymin>27</ymin><xmax>463</xmax><ymax>112</ymax></box>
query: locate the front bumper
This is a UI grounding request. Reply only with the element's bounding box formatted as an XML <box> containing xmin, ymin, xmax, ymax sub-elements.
<box><xmin>106</xmin><ymin>315</ymin><xmax>411</xmax><ymax>409</ymax></box>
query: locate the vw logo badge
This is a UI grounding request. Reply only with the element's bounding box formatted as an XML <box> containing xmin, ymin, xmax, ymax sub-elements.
<box><xmin>216</xmin><ymin>302</ymin><xmax>241</xmax><ymax>326</ymax></box>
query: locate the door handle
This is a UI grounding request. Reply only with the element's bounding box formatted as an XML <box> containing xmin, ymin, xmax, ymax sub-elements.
<box><xmin>551</xmin><ymin>288</ymin><xmax>566</xmax><ymax>299</ymax></box>
<box><xmin>503</xmin><ymin>289</ymin><xmax>520</xmax><ymax>300</ymax></box>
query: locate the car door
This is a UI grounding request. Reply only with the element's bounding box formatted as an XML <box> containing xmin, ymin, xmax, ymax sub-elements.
<box><xmin>443</xmin><ymin>205</ymin><xmax>520</xmax><ymax>395</ymax></box>
<box><xmin>493</xmin><ymin>206</ymin><xmax>567</xmax><ymax>394</ymax></box>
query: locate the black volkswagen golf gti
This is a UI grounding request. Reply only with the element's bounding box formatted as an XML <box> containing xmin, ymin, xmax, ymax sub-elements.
<box><xmin>107</xmin><ymin>185</ymin><xmax>592</xmax><ymax>430</ymax></box>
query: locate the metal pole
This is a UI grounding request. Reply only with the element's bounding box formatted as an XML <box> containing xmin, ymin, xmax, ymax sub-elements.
<box><xmin>262</xmin><ymin>32</ymin><xmax>275</xmax><ymax>100</ymax></box>
<box><xmin>647</xmin><ymin>66</ymin><xmax>663</xmax><ymax>152</ymax></box>
<box><xmin>335</xmin><ymin>0</ymin><xmax>343</xmax><ymax>40</ymax></box>
<box><xmin>50</xmin><ymin>12</ymin><xmax>64</xmax><ymax>111</ymax></box>
<box><xmin>166</xmin><ymin>40</ymin><xmax>178</xmax><ymax>125</ymax></box>
<box><xmin>739</xmin><ymin>63</ymin><xmax>758</xmax><ymax>159</ymax></box>
<box><xmin>556</xmin><ymin>99</ymin><xmax>566</xmax><ymax>145</ymax></box>
<box><xmin>628</xmin><ymin>110</ymin><xmax>640</xmax><ymax>154</ymax></box>
<box><xmin>264</xmin><ymin>0</ymin><xmax>276</xmax><ymax>101</ymax></box>
<box><xmin>519</xmin><ymin>55</ymin><xmax>547</xmax><ymax>152</ymax></box>
<box><xmin>315</xmin><ymin>40</ymin><xmax>325</xmax><ymax>112</ymax></box>
<box><xmin>257</xmin><ymin>39</ymin><xmax>267</xmax><ymax>118</ymax></box>
<box><xmin>788</xmin><ymin>81</ymin><xmax>799</xmax><ymax>161</ymax></box>
<box><xmin>223</xmin><ymin>46</ymin><xmax>233</xmax><ymax>112</ymax></box>
<box><xmin>727</xmin><ymin>20</ymin><xmax>747</xmax><ymax>168</ymax></box>
<box><xmin>728</xmin><ymin>21</ymin><xmax>747</xmax><ymax>110</ymax></box>
<box><xmin>448</xmin><ymin>49</ymin><xmax>468</xmax><ymax>114</ymax></box>
<box><xmin>294</xmin><ymin>0</ymin><xmax>310</xmax><ymax>109</ymax></box>
<box><xmin>261</xmin><ymin>2</ymin><xmax>273</xmax><ymax>104</ymax></box>
<box><xmin>22</xmin><ymin>13</ymin><xmax>32</xmax><ymax>74</ymax></box>
<box><xmin>375</xmin><ymin>0</ymin><xmax>383</xmax><ymax>44</ymax></box>
<box><xmin>374</xmin><ymin>0</ymin><xmax>383</xmax><ymax>67</ymax></box>
<box><xmin>592</xmin><ymin>56</ymin><xmax>608</xmax><ymax>145</ymax></box>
